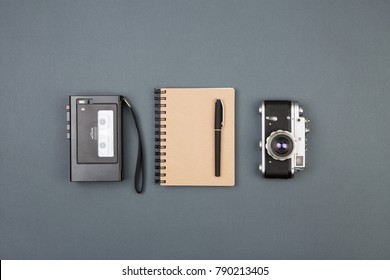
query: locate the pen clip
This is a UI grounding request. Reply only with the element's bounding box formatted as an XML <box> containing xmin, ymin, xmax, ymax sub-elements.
<box><xmin>220</xmin><ymin>100</ymin><xmax>224</xmax><ymax>127</ymax></box>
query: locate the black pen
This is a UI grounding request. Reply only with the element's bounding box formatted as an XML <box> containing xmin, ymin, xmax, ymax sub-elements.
<box><xmin>215</xmin><ymin>99</ymin><xmax>224</xmax><ymax>177</ymax></box>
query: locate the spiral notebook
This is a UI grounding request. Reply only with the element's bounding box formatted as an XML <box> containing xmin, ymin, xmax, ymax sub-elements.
<box><xmin>154</xmin><ymin>88</ymin><xmax>235</xmax><ymax>186</ymax></box>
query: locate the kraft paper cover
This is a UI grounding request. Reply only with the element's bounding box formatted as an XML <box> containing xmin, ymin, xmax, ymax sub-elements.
<box><xmin>159</xmin><ymin>88</ymin><xmax>235</xmax><ymax>186</ymax></box>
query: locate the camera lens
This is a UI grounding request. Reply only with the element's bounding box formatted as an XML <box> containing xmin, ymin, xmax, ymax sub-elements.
<box><xmin>99</xmin><ymin>142</ymin><xmax>106</xmax><ymax>149</ymax></box>
<box><xmin>266</xmin><ymin>130</ymin><xmax>295</xmax><ymax>160</ymax></box>
<box><xmin>99</xmin><ymin>119</ymin><xmax>106</xmax><ymax>125</ymax></box>
<box><xmin>271</xmin><ymin>136</ymin><xmax>293</xmax><ymax>155</ymax></box>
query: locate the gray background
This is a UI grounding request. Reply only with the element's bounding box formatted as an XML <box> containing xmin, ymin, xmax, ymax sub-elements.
<box><xmin>0</xmin><ymin>0</ymin><xmax>389</xmax><ymax>260</ymax></box>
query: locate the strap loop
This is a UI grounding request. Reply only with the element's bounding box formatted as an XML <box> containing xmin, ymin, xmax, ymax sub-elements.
<box><xmin>121</xmin><ymin>96</ymin><xmax>144</xmax><ymax>194</ymax></box>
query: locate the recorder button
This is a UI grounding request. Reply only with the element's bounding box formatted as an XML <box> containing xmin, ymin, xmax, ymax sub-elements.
<box><xmin>77</xmin><ymin>99</ymin><xmax>90</xmax><ymax>104</ymax></box>
<box><xmin>66</xmin><ymin>132</ymin><xmax>70</xmax><ymax>139</ymax></box>
<box><xmin>66</xmin><ymin>111</ymin><xmax>70</xmax><ymax>122</ymax></box>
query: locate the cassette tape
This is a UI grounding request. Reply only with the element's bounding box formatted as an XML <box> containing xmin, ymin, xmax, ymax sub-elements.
<box><xmin>67</xmin><ymin>96</ymin><xmax>122</xmax><ymax>181</ymax></box>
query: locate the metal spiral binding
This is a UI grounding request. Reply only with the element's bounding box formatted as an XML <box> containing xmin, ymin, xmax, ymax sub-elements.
<box><xmin>154</xmin><ymin>88</ymin><xmax>167</xmax><ymax>183</ymax></box>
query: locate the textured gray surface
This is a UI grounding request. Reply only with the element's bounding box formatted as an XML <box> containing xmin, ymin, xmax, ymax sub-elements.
<box><xmin>1</xmin><ymin>0</ymin><xmax>390</xmax><ymax>259</ymax></box>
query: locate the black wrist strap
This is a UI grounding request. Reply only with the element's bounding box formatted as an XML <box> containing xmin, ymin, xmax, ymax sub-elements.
<box><xmin>121</xmin><ymin>96</ymin><xmax>144</xmax><ymax>194</ymax></box>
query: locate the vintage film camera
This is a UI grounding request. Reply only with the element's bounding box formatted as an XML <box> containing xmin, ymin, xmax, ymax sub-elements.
<box><xmin>259</xmin><ymin>101</ymin><xmax>310</xmax><ymax>178</ymax></box>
